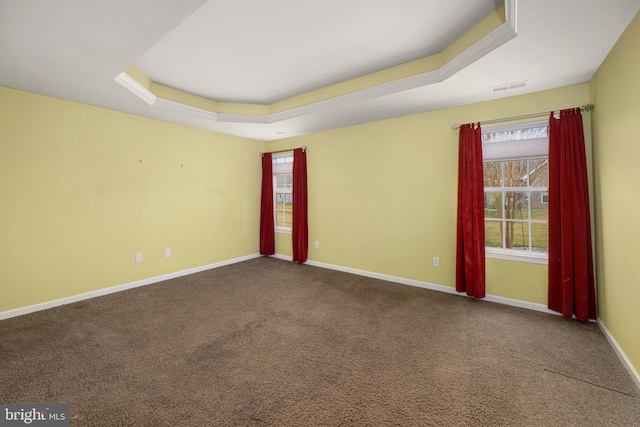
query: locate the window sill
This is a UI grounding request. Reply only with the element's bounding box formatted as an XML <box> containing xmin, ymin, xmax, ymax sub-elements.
<box><xmin>275</xmin><ymin>227</ymin><xmax>292</xmax><ymax>234</ymax></box>
<box><xmin>485</xmin><ymin>247</ymin><xmax>548</xmax><ymax>265</ymax></box>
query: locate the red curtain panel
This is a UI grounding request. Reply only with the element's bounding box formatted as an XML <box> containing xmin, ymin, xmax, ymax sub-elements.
<box><xmin>292</xmin><ymin>148</ymin><xmax>308</xmax><ymax>263</ymax></box>
<box><xmin>548</xmin><ymin>109</ymin><xmax>596</xmax><ymax>321</ymax></box>
<box><xmin>260</xmin><ymin>153</ymin><xmax>275</xmax><ymax>255</ymax></box>
<box><xmin>456</xmin><ymin>123</ymin><xmax>486</xmax><ymax>298</ymax></box>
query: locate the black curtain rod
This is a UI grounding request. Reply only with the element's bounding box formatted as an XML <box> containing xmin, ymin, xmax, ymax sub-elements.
<box><xmin>260</xmin><ymin>146</ymin><xmax>306</xmax><ymax>157</ymax></box>
<box><xmin>451</xmin><ymin>104</ymin><xmax>593</xmax><ymax>130</ymax></box>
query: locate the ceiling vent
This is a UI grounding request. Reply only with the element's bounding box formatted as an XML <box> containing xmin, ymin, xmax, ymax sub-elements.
<box><xmin>491</xmin><ymin>80</ymin><xmax>528</xmax><ymax>92</ymax></box>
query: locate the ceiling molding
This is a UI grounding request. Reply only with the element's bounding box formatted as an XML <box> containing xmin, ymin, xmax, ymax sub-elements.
<box><xmin>114</xmin><ymin>72</ymin><xmax>157</xmax><ymax>105</ymax></box>
<box><xmin>267</xmin><ymin>69</ymin><xmax>443</xmax><ymax>124</ymax></box>
<box><xmin>439</xmin><ymin>0</ymin><xmax>517</xmax><ymax>81</ymax></box>
<box><xmin>154</xmin><ymin>97</ymin><xmax>218</xmax><ymax>121</ymax></box>
<box><xmin>505</xmin><ymin>0</ymin><xmax>517</xmax><ymax>34</ymax></box>
<box><xmin>117</xmin><ymin>0</ymin><xmax>518</xmax><ymax>126</ymax></box>
<box><xmin>217</xmin><ymin>114</ymin><xmax>269</xmax><ymax>124</ymax></box>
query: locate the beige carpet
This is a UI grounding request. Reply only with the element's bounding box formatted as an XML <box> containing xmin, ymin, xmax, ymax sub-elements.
<box><xmin>1</xmin><ymin>257</ymin><xmax>638</xmax><ymax>426</ymax></box>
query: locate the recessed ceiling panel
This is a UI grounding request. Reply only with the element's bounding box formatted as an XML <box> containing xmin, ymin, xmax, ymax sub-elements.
<box><xmin>1</xmin><ymin>0</ymin><xmax>639</xmax><ymax>142</ymax></box>
<box><xmin>135</xmin><ymin>0</ymin><xmax>502</xmax><ymax>104</ymax></box>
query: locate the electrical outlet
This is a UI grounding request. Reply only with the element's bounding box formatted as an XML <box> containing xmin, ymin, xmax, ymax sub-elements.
<box><xmin>314</xmin><ymin>241</ymin><xmax>319</xmax><ymax>249</ymax></box>
<box><xmin>165</xmin><ymin>248</ymin><xmax>171</xmax><ymax>258</ymax></box>
<box><xmin>433</xmin><ymin>256</ymin><xmax>440</xmax><ymax>267</ymax></box>
<box><xmin>135</xmin><ymin>253</ymin><xmax>143</xmax><ymax>263</ymax></box>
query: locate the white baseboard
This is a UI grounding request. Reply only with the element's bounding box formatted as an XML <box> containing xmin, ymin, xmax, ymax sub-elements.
<box><xmin>0</xmin><ymin>253</ymin><xmax>261</xmax><ymax>321</ymax></box>
<box><xmin>305</xmin><ymin>258</ymin><xmax>458</xmax><ymax>295</ymax></box>
<box><xmin>597</xmin><ymin>318</ymin><xmax>640</xmax><ymax>392</ymax></box>
<box><xmin>482</xmin><ymin>294</ymin><xmax>560</xmax><ymax>316</ymax></box>
<box><xmin>296</xmin><ymin>257</ymin><xmax>559</xmax><ymax>316</ymax></box>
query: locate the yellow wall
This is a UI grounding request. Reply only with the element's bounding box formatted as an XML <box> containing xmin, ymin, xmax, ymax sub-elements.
<box><xmin>0</xmin><ymin>82</ymin><xmax>596</xmax><ymax>319</ymax></box>
<box><xmin>0</xmin><ymin>86</ymin><xmax>263</xmax><ymax>313</ymax></box>
<box><xmin>267</xmin><ymin>84</ymin><xmax>592</xmax><ymax>305</ymax></box>
<box><xmin>275</xmin><ymin>232</ymin><xmax>293</xmax><ymax>258</ymax></box>
<box><xmin>590</xmin><ymin>11</ymin><xmax>640</xmax><ymax>376</ymax></box>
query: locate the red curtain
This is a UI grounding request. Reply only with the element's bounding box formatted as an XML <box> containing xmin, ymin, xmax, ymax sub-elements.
<box><xmin>548</xmin><ymin>109</ymin><xmax>596</xmax><ymax>321</ymax></box>
<box><xmin>260</xmin><ymin>153</ymin><xmax>275</xmax><ymax>255</ymax></box>
<box><xmin>456</xmin><ymin>123</ymin><xmax>486</xmax><ymax>298</ymax></box>
<box><xmin>292</xmin><ymin>148</ymin><xmax>308</xmax><ymax>263</ymax></box>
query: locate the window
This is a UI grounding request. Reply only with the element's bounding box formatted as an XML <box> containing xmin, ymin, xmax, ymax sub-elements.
<box><xmin>273</xmin><ymin>154</ymin><xmax>293</xmax><ymax>231</ymax></box>
<box><xmin>482</xmin><ymin>120</ymin><xmax>549</xmax><ymax>264</ymax></box>
<box><xmin>541</xmin><ymin>192</ymin><xmax>549</xmax><ymax>204</ymax></box>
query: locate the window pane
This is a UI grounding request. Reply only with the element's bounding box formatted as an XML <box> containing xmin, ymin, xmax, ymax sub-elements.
<box><xmin>485</xmin><ymin>220</ymin><xmax>503</xmax><ymax>248</ymax></box>
<box><xmin>275</xmin><ymin>200</ymin><xmax>293</xmax><ymax>228</ymax></box>
<box><xmin>505</xmin><ymin>192</ymin><xmax>530</xmax><ymax>220</ymax></box>
<box><xmin>503</xmin><ymin>221</ymin><xmax>549</xmax><ymax>252</ymax></box>
<box><xmin>531</xmin><ymin>223</ymin><xmax>549</xmax><ymax>252</ymax></box>
<box><xmin>504</xmin><ymin>161</ymin><xmax>529</xmax><ymax>187</ymax></box>
<box><xmin>485</xmin><ymin>192</ymin><xmax>503</xmax><ymax>217</ymax></box>
<box><xmin>531</xmin><ymin>191</ymin><xmax>549</xmax><ymax>222</ymax></box>
<box><xmin>484</xmin><ymin>162</ymin><xmax>502</xmax><ymax>187</ymax></box>
<box><xmin>485</xmin><ymin>160</ymin><xmax>545</xmax><ymax>188</ymax></box>
<box><xmin>496</xmin><ymin>192</ymin><xmax>531</xmax><ymax>249</ymax></box>
<box><xmin>273</xmin><ymin>156</ymin><xmax>293</xmax><ymax>164</ymax></box>
<box><xmin>275</xmin><ymin>174</ymin><xmax>293</xmax><ymax>192</ymax></box>
<box><xmin>528</xmin><ymin>159</ymin><xmax>548</xmax><ymax>187</ymax></box>
<box><xmin>482</xmin><ymin>126</ymin><xmax>548</xmax><ymax>143</ymax></box>
<box><xmin>509</xmin><ymin>220</ymin><xmax>530</xmax><ymax>250</ymax></box>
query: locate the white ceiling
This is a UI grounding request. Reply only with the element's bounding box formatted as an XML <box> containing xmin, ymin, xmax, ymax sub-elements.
<box><xmin>135</xmin><ymin>0</ymin><xmax>501</xmax><ymax>104</ymax></box>
<box><xmin>1</xmin><ymin>0</ymin><xmax>639</xmax><ymax>141</ymax></box>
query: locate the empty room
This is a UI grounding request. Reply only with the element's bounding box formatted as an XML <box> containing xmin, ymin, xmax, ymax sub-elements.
<box><xmin>1</xmin><ymin>0</ymin><xmax>639</xmax><ymax>425</ymax></box>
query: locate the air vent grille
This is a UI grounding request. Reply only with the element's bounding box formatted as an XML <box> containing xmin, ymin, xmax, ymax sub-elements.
<box><xmin>491</xmin><ymin>80</ymin><xmax>528</xmax><ymax>92</ymax></box>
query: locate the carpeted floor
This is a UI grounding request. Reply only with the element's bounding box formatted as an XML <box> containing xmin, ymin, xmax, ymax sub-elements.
<box><xmin>1</xmin><ymin>257</ymin><xmax>638</xmax><ymax>426</ymax></box>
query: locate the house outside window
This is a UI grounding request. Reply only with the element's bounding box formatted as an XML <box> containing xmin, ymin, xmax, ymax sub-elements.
<box><xmin>482</xmin><ymin>120</ymin><xmax>549</xmax><ymax>264</ymax></box>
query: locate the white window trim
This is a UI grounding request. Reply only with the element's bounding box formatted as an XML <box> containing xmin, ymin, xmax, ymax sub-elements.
<box><xmin>486</xmin><ymin>247</ymin><xmax>548</xmax><ymax>265</ymax></box>
<box><xmin>483</xmin><ymin>120</ymin><xmax>549</xmax><ymax>265</ymax></box>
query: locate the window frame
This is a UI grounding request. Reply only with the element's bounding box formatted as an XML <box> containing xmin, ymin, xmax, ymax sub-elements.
<box><xmin>482</xmin><ymin>120</ymin><xmax>549</xmax><ymax>265</ymax></box>
<box><xmin>272</xmin><ymin>153</ymin><xmax>293</xmax><ymax>233</ymax></box>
